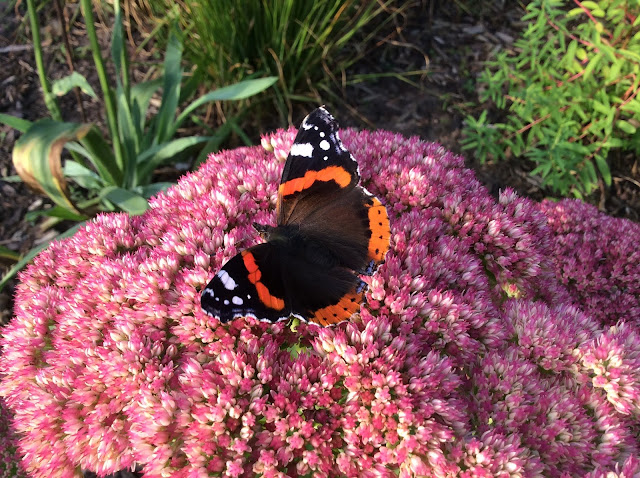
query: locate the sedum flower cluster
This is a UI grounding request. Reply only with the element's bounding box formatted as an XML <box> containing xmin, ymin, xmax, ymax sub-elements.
<box><xmin>540</xmin><ymin>199</ymin><xmax>640</xmax><ymax>327</ymax></box>
<box><xmin>1</xmin><ymin>127</ymin><xmax>639</xmax><ymax>478</ymax></box>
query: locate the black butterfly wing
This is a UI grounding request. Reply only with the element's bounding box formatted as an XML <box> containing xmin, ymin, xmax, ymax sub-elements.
<box><xmin>201</xmin><ymin>243</ymin><xmax>293</xmax><ymax>323</ymax></box>
<box><xmin>201</xmin><ymin>241</ymin><xmax>366</xmax><ymax>326</ymax></box>
<box><xmin>275</xmin><ymin>107</ymin><xmax>390</xmax><ymax>325</ymax></box>
<box><xmin>277</xmin><ymin>106</ymin><xmax>360</xmax><ymax>226</ymax></box>
<box><xmin>279</xmin><ymin>106</ymin><xmax>390</xmax><ymax>275</ymax></box>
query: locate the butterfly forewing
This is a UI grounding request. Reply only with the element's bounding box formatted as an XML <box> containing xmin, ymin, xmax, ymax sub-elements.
<box><xmin>277</xmin><ymin>107</ymin><xmax>359</xmax><ymax>226</ymax></box>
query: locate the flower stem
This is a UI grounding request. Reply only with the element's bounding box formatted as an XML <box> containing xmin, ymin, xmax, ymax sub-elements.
<box><xmin>26</xmin><ymin>0</ymin><xmax>62</xmax><ymax>121</ymax></box>
<box><xmin>80</xmin><ymin>0</ymin><xmax>125</xmax><ymax>176</ymax></box>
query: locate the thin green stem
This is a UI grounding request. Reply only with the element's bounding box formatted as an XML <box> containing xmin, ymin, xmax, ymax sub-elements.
<box><xmin>80</xmin><ymin>0</ymin><xmax>124</xmax><ymax>176</ymax></box>
<box><xmin>113</xmin><ymin>0</ymin><xmax>130</xmax><ymax>97</ymax></box>
<box><xmin>26</xmin><ymin>0</ymin><xmax>62</xmax><ymax>121</ymax></box>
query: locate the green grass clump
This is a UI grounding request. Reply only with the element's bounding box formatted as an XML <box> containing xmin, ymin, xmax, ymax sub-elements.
<box><xmin>152</xmin><ymin>0</ymin><xmax>397</xmax><ymax>119</ymax></box>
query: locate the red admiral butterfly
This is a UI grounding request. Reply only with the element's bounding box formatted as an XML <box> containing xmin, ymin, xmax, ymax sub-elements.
<box><xmin>201</xmin><ymin>107</ymin><xmax>390</xmax><ymax>326</ymax></box>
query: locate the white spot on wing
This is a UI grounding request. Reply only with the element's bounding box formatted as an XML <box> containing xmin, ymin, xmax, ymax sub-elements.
<box><xmin>290</xmin><ymin>142</ymin><xmax>314</xmax><ymax>158</ymax></box>
<box><xmin>232</xmin><ymin>296</ymin><xmax>243</xmax><ymax>305</ymax></box>
<box><xmin>319</xmin><ymin>139</ymin><xmax>330</xmax><ymax>151</ymax></box>
<box><xmin>218</xmin><ymin>270</ymin><xmax>237</xmax><ymax>290</ymax></box>
<box><xmin>224</xmin><ymin>299</ymin><xmax>229</xmax><ymax>305</ymax></box>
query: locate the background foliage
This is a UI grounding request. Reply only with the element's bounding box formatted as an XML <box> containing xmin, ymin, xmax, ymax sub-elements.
<box><xmin>145</xmin><ymin>0</ymin><xmax>400</xmax><ymax>121</ymax></box>
<box><xmin>463</xmin><ymin>0</ymin><xmax>640</xmax><ymax>198</ymax></box>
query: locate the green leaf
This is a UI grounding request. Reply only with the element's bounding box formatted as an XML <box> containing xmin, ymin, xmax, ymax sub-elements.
<box><xmin>134</xmin><ymin>182</ymin><xmax>173</xmax><ymax>199</ymax></box>
<box><xmin>566</xmin><ymin>7</ymin><xmax>585</xmax><ymax>18</ymax></box>
<box><xmin>13</xmin><ymin>119</ymin><xmax>91</xmax><ymax>214</ymax></box>
<box><xmin>583</xmin><ymin>159</ymin><xmax>597</xmax><ymax>187</ymax></box>
<box><xmin>594</xmin><ymin>155</ymin><xmax>611</xmax><ymax>186</ymax></box>
<box><xmin>583</xmin><ymin>51</ymin><xmax>603</xmax><ymax>80</ymax></box>
<box><xmin>0</xmin><ymin>222</ymin><xmax>86</xmax><ymax>293</ymax></box>
<box><xmin>0</xmin><ymin>245</ymin><xmax>20</xmax><ymax>262</ymax></box>
<box><xmin>25</xmin><ymin>205</ymin><xmax>87</xmax><ymax>222</ymax></box>
<box><xmin>605</xmin><ymin>60</ymin><xmax>623</xmax><ymax>83</ymax></box>
<box><xmin>101</xmin><ymin>186</ymin><xmax>149</xmax><ymax>215</ymax></box>
<box><xmin>51</xmin><ymin>72</ymin><xmax>98</xmax><ymax>99</ymax></box>
<box><xmin>131</xmin><ymin>78</ymin><xmax>163</xmax><ymax>141</ymax></box>
<box><xmin>602</xmin><ymin>138</ymin><xmax>624</xmax><ymax>148</ymax></box>
<box><xmin>111</xmin><ymin>6</ymin><xmax>129</xmax><ymax>92</ymax></box>
<box><xmin>563</xmin><ymin>40</ymin><xmax>578</xmax><ymax>70</ymax></box>
<box><xmin>617</xmin><ymin>48</ymin><xmax>640</xmax><ymax>63</ymax></box>
<box><xmin>115</xmin><ymin>82</ymin><xmax>140</xmax><ymax>185</ymax></box>
<box><xmin>75</xmin><ymin>126</ymin><xmax>122</xmax><ymax>186</ymax></box>
<box><xmin>63</xmin><ymin>160</ymin><xmax>105</xmax><ymax>190</ymax></box>
<box><xmin>154</xmin><ymin>27</ymin><xmax>183</xmax><ymax>144</ymax></box>
<box><xmin>0</xmin><ymin>113</ymin><xmax>32</xmax><ymax>133</ymax></box>
<box><xmin>136</xmin><ymin>136</ymin><xmax>210</xmax><ymax>181</ymax></box>
<box><xmin>616</xmin><ymin>120</ymin><xmax>637</xmax><ymax>135</ymax></box>
<box><xmin>173</xmin><ymin>77</ymin><xmax>278</xmax><ymax>133</ymax></box>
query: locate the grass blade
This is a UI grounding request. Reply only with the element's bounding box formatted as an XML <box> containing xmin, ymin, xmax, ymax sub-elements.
<box><xmin>173</xmin><ymin>77</ymin><xmax>277</xmax><ymax>133</ymax></box>
<box><xmin>193</xmin><ymin>121</ymin><xmax>232</xmax><ymax>168</ymax></box>
<box><xmin>0</xmin><ymin>246</ymin><xmax>20</xmax><ymax>262</ymax></box>
<box><xmin>0</xmin><ymin>113</ymin><xmax>33</xmax><ymax>133</ymax></box>
<box><xmin>154</xmin><ymin>28</ymin><xmax>183</xmax><ymax>144</ymax></box>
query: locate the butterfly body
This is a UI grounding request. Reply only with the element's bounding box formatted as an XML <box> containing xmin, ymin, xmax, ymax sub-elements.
<box><xmin>201</xmin><ymin>107</ymin><xmax>390</xmax><ymax>326</ymax></box>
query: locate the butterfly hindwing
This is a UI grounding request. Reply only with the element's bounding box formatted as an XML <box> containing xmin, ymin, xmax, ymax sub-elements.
<box><xmin>201</xmin><ymin>240</ymin><xmax>366</xmax><ymax>326</ymax></box>
<box><xmin>201</xmin><ymin>243</ymin><xmax>291</xmax><ymax>323</ymax></box>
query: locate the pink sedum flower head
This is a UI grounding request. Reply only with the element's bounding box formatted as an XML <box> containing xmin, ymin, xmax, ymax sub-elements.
<box><xmin>1</xmin><ymin>115</ymin><xmax>640</xmax><ymax>477</ymax></box>
<box><xmin>540</xmin><ymin>199</ymin><xmax>640</xmax><ymax>327</ymax></box>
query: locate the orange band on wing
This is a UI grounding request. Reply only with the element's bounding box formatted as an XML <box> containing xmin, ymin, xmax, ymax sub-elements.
<box><xmin>241</xmin><ymin>251</ymin><xmax>285</xmax><ymax>311</ymax></box>
<box><xmin>367</xmin><ymin>198</ymin><xmax>391</xmax><ymax>262</ymax></box>
<box><xmin>279</xmin><ymin>165</ymin><xmax>353</xmax><ymax>197</ymax></box>
<box><xmin>311</xmin><ymin>291</ymin><xmax>362</xmax><ymax>326</ymax></box>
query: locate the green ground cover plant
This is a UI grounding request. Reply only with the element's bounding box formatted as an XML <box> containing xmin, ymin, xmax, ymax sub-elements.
<box><xmin>463</xmin><ymin>0</ymin><xmax>640</xmax><ymax>198</ymax></box>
